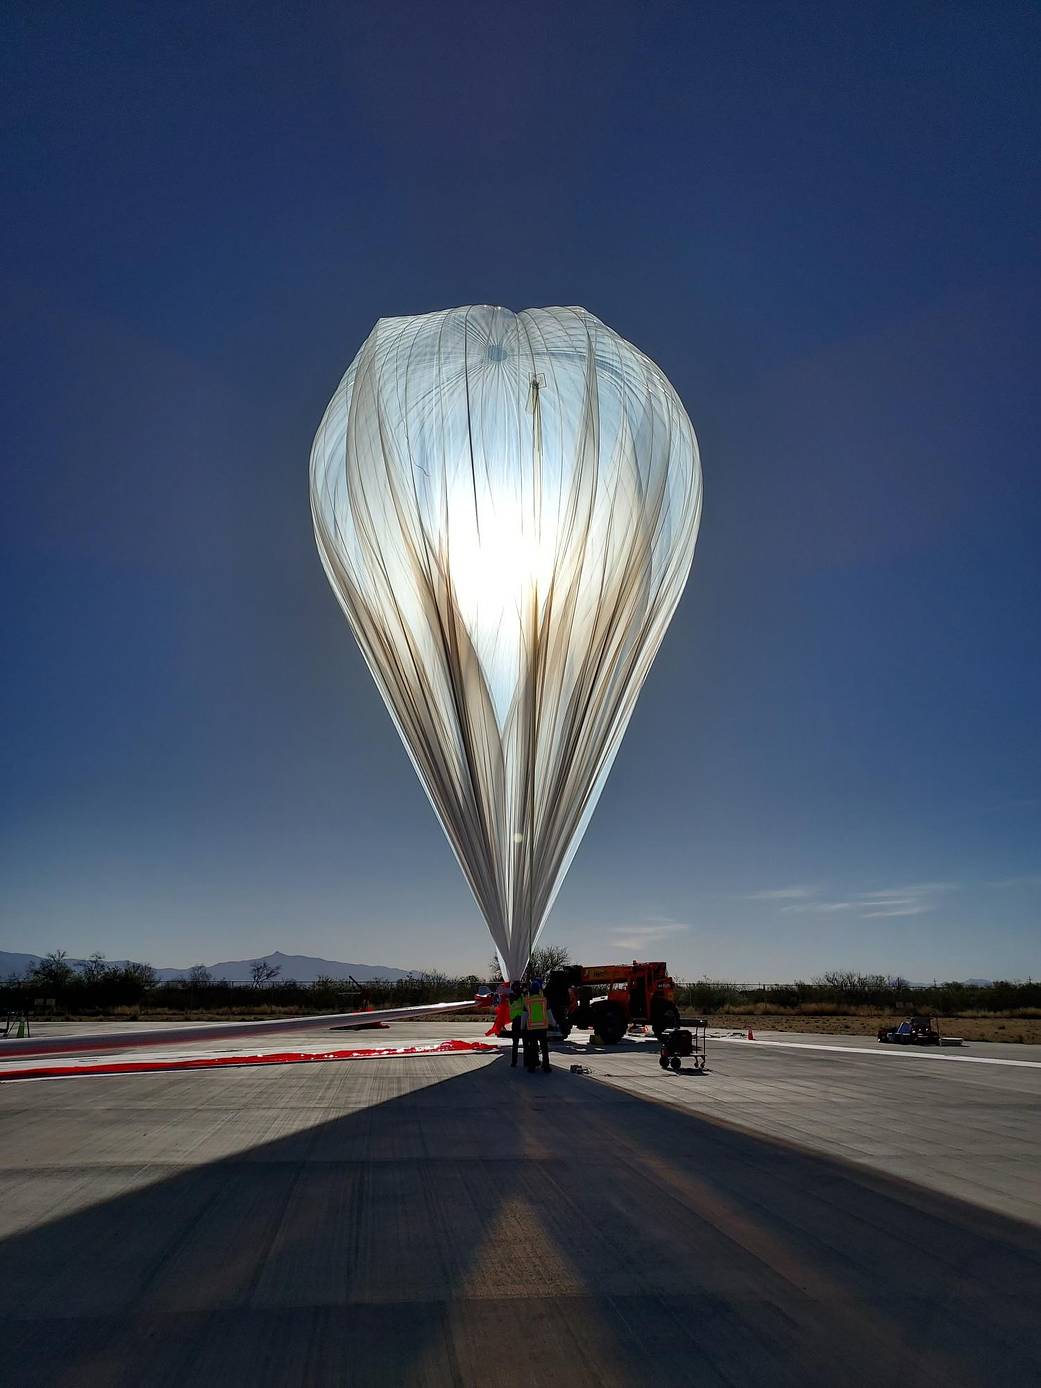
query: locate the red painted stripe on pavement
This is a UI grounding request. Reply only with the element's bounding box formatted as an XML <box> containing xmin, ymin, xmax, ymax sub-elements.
<box><xmin>0</xmin><ymin>1038</ymin><xmax>498</xmax><ymax>1082</ymax></box>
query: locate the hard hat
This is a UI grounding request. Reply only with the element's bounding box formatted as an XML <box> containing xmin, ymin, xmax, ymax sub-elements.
<box><xmin>530</xmin><ymin>978</ymin><xmax>543</xmax><ymax>991</ymax></box>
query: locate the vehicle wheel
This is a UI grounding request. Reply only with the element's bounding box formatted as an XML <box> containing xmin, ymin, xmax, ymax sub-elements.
<box><xmin>591</xmin><ymin>1001</ymin><xmax>627</xmax><ymax>1045</ymax></box>
<box><xmin>670</xmin><ymin>1055</ymin><xmax>682</xmax><ymax>1072</ymax></box>
<box><xmin>651</xmin><ymin>1001</ymin><xmax>681</xmax><ymax>1039</ymax></box>
<box><xmin>556</xmin><ymin>1019</ymin><xmax>572</xmax><ymax>1040</ymax></box>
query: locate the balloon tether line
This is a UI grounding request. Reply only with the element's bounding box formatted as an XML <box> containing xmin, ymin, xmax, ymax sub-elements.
<box><xmin>527</xmin><ymin>372</ymin><xmax>543</xmax><ymax>979</ymax></box>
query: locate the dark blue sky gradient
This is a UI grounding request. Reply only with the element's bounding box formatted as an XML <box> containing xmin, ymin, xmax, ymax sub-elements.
<box><xmin>3</xmin><ymin>2</ymin><xmax>1039</xmax><ymax>977</ymax></box>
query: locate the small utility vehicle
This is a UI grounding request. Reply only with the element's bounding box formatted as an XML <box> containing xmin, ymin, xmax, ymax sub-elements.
<box><xmin>878</xmin><ymin>1015</ymin><xmax>964</xmax><ymax>1046</ymax></box>
<box><xmin>877</xmin><ymin>1015</ymin><xmax>941</xmax><ymax>1045</ymax></box>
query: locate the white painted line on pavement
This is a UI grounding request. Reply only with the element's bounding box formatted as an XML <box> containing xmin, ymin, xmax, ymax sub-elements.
<box><xmin>712</xmin><ymin>1036</ymin><xmax>1041</xmax><ymax>1069</ymax></box>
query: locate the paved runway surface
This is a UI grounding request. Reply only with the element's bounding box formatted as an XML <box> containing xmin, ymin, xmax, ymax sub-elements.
<box><xmin>2</xmin><ymin>1021</ymin><xmax>1039</xmax><ymax>1386</ymax></box>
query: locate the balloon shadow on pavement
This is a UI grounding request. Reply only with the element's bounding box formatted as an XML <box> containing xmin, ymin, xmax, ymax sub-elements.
<box><xmin>0</xmin><ymin>1053</ymin><xmax>1039</xmax><ymax>1387</ymax></box>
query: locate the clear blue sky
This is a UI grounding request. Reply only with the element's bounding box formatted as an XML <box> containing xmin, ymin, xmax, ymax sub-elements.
<box><xmin>2</xmin><ymin>2</ymin><xmax>1039</xmax><ymax>980</ymax></box>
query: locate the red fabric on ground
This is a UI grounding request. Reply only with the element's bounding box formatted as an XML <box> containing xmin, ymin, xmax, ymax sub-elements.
<box><xmin>0</xmin><ymin>1038</ymin><xmax>498</xmax><ymax>1083</ymax></box>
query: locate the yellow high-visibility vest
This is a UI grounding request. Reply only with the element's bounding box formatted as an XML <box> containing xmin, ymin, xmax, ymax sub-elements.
<box><xmin>525</xmin><ymin>994</ymin><xmax>548</xmax><ymax>1030</ymax></box>
<box><xmin>508</xmin><ymin>995</ymin><xmax>525</xmax><ymax>1021</ymax></box>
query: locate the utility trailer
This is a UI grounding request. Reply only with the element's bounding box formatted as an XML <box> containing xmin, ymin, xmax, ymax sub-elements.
<box><xmin>658</xmin><ymin>1021</ymin><xmax>707</xmax><ymax>1072</ymax></box>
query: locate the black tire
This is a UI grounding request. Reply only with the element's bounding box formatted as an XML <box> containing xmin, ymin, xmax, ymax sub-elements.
<box><xmin>591</xmin><ymin>1000</ymin><xmax>627</xmax><ymax>1045</ymax></box>
<box><xmin>651</xmin><ymin>1001</ymin><xmax>681</xmax><ymax>1039</ymax></box>
<box><xmin>546</xmin><ymin>989</ymin><xmax>571</xmax><ymax>1037</ymax></box>
<box><xmin>670</xmin><ymin>1055</ymin><xmax>682</xmax><ymax>1072</ymax></box>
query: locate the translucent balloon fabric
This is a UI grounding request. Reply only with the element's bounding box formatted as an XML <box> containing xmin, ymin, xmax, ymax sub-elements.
<box><xmin>310</xmin><ymin>306</ymin><xmax>702</xmax><ymax>979</ymax></box>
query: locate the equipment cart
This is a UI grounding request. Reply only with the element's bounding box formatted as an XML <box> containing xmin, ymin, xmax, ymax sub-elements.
<box><xmin>658</xmin><ymin>1020</ymin><xmax>707</xmax><ymax>1072</ymax></box>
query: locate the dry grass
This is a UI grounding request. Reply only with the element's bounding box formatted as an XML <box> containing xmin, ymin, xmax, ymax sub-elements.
<box><xmin>706</xmin><ymin>1012</ymin><xmax>1041</xmax><ymax>1044</ymax></box>
<box><xmin>36</xmin><ymin>1005</ymin><xmax>1041</xmax><ymax>1044</ymax></box>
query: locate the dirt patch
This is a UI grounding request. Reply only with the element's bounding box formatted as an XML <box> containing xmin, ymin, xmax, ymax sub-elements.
<box><xmin>702</xmin><ymin>1013</ymin><xmax>1041</xmax><ymax>1044</ymax></box>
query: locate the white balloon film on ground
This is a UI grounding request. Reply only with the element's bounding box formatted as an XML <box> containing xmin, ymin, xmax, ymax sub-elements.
<box><xmin>310</xmin><ymin>306</ymin><xmax>702</xmax><ymax>979</ymax></box>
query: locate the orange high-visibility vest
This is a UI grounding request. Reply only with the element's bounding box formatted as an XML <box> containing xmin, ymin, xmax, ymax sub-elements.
<box><xmin>525</xmin><ymin>993</ymin><xmax>548</xmax><ymax>1030</ymax></box>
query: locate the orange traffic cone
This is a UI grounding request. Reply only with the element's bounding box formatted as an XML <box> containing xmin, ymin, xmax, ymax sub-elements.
<box><xmin>356</xmin><ymin>998</ymin><xmax>388</xmax><ymax>1029</ymax></box>
<box><xmin>746</xmin><ymin>1027</ymin><xmax>755</xmax><ymax>1041</ymax></box>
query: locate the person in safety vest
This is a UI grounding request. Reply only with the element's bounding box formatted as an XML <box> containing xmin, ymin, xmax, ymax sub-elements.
<box><xmin>524</xmin><ymin>978</ymin><xmax>552</xmax><ymax>1073</ymax></box>
<box><xmin>507</xmin><ymin>982</ymin><xmax>526</xmax><ymax>1067</ymax></box>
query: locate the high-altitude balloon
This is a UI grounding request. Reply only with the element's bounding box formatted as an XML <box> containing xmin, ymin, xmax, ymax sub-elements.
<box><xmin>310</xmin><ymin>306</ymin><xmax>702</xmax><ymax>979</ymax></box>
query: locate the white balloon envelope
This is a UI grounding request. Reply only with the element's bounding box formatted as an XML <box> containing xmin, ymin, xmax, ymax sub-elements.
<box><xmin>310</xmin><ymin>305</ymin><xmax>702</xmax><ymax>979</ymax></box>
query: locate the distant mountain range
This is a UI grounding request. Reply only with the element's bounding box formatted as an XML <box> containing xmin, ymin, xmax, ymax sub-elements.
<box><xmin>0</xmin><ymin>949</ymin><xmax>418</xmax><ymax>985</ymax></box>
<box><xmin>2</xmin><ymin>949</ymin><xmax>999</xmax><ymax>989</ymax></box>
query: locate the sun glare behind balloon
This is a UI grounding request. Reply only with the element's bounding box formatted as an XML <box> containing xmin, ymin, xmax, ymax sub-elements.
<box><xmin>442</xmin><ymin>491</ymin><xmax>558</xmax><ymax>721</ymax></box>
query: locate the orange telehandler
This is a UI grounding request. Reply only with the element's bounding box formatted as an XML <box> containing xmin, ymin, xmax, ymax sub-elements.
<box><xmin>544</xmin><ymin>961</ymin><xmax>680</xmax><ymax>1044</ymax></box>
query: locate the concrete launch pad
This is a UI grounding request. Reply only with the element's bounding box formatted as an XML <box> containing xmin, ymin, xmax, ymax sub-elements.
<box><xmin>1</xmin><ymin>1020</ymin><xmax>1039</xmax><ymax>1385</ymax></box>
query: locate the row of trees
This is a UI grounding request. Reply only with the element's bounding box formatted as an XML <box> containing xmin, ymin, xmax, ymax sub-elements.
<box><xmin>676</xmin><ymin>972</ymin><xmax>1041</xmax><ymax>1017</ymax></box>
<box><xmin>4</xmin><ymin>952</ymin><xmax>1038</xmax><ymax>1019</ymax></box>
<box><xmin>5</xmin><ymin>950</ymin><xmax>292</xmax><ymax>994</ymax></box>
<box><xmin>0</xmin><ymin>950</ymin><xmax>484</xmax><ymax>1015</ymax></box>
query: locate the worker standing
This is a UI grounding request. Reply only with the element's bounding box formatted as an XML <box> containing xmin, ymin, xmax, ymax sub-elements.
<box><xmin>524</xmin><ymin>978</ymin><xmax>551</xmax><ymax>1073</ymax></box>
<box><xmin>508</xmin><ymin>981</ymin><xmax>526</xmax><ymax>1068</ymax></box>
